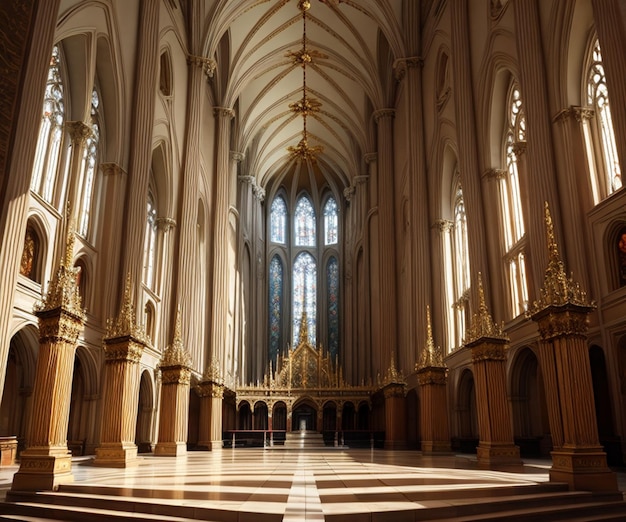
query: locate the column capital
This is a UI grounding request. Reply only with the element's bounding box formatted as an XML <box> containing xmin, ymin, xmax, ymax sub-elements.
<box><xmin>364</xmin><ymin>152</ymin><xmax>377</xmax><ymax>164</ymax></box>
<box><xmin>187</xmin><ymin>54</ymin><xmax>216</xmax><ymax>78</ymax></box>
<box><xmin>373</xmin><ymin>108</ymin><xmax>395</xmax><ymax>123</ymax></box>
<box><xmin>343</xmin><ymin>185</ymin><xmax>356</xmax><ymax>202</ymax></box>
<box><xmin>553</xmin><ymin>106</ymin><xmax>595</xmax><ymax>124</ymax></box>
<box><xmin>65</xmin><ymin>121</ymin><xmax>92</xmax><ymax>146</ymax></box>
<box><xmin>482</xmin><ymin>168</ymin><xmax>507</xmax><ymax>181</ymax></box>
<box><xmin>100</xmin><ymin>163</ymin><xmax>126</xmax><ymax>177</ymax></box>
<box><xmin>393</xmin><ymin>56</ymin><xmax>423</xmax><ymax>81</ymax></box>
<box><xmin>214</xmin><ymin>106</ymin><xmax>235</xmax><ymax>119</ymax></box>
<box><xmin>511</xmin><ymin>140</ymin><xmax>527</xmax><ymax>157</ymax></box>
<box><xmin>230</xmin><ymin>151</ymin><xmax>245</xmax><ymax>162</ymax></box>
<box><xmin>156</xmin><ymin>217</ymin><xmax>176</xmax><ymax>232</ymax></box>
<box><xmin>432</xmin><ymin>219</ymin><xmax>453</xmax><ymax>233</ymax></box>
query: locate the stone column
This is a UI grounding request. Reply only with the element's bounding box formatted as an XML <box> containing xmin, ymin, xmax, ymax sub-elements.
<box><xmin>512</xmin><ymin>0</ymin><xmax>562</xmax><ymax>295</ymax></box>
<box><xmin>465</xmin><ymin>274</ymin><xmax>521</xmax><ymax>468</ymax></box>
<box><xmin>12</xmin><ymin>226</ymin><xmax>85</xmax><ymax>491</ymax></box>
<box><xmin>382</xmin><ymin>370</ymin><xmax>407</xmax><ymax>450</ymax></box>
<box><xmin>64</xmin><ymin>121</ymin><xmax>92</xmax><ymax>217</ymax></box>
<box><xmin>373</xmin><ymin>110</ymin><xmax>397</xmax><ymax>374</ymax></box>
<box><xmin>529</xmin><ymin>204</ymin><xmax>617</xmax><ymax>492</ymax></box>
<box><xmin>416</xmin><ymin>306</ymin><xmax>450</xmax><ymax>454</ymax></box>
<box><xmin>155</xmin><ymin>310</ymin><xmax>192</xmax><ymax>456</ymax></box>
<box><xmin>196</xmin><ymin>359</ymin><xmax>225</xmax><ymax>450</ymax></box>
<box><xmin>120</xmin><ymin>0</ymin><xmax>160</xmax><ymax>293</ymax></box>
<box><xmin>94</xmin><ymin>276</ymin><xmax>149</xmax><ymax>467</ymax></box>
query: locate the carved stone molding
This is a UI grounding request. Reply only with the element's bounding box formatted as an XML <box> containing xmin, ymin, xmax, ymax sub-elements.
<box><xmin>482</xmin><ymin>168</ymin><xmax>507</xmax><ymax>181</ymax></box>
<box><xmin>230</xmin><ymin>151</ymin><xmax>244</xmax><ymax>162</ymax></box>
<box><xmin>393</xmin><ymin>56</ymin><xmax>423</xmax><ymax>81</ymax></box>
<box><xmin>100</xmin><ymin>163</ymin><xmax>126</xmax><ymax>177</ymax></box>
<box><xmin>156</xmin><ymin>217</ymin><xmax>176</xmax><ymax>232</ymax></box>
<box><xmin>373</xmin><ymin>108</ymin><xmax>395</xmax><ymax>123</ymax></box>
<box><xmin>433</xmin><ymin>219</ymin><xmax>453</xmax><ymax>233</ymax></box>
<box><xmin>364</xmin><ymin>153</ymin><xmax>377</xmax><ymax>165</ymax></box>
<box><xmin>214</xmin><ymin>106</ymin><xmax>235</xmax><ymax>119</ymax></box>
<box><xmin>65</xmin><ymin>121</ymin><xmax>92</xmax><ymax>146</ymax></box>
<box><xmin>553</xmin><ymin>106</ymin><xmax>595</xmax><ymax>124</ymax></box>
<box><xmin>343</xmin><ymin>185</ymin><xmax>356</xmax><ymax>202</ymax></box>
<box><xmin>187</xmin><ymin>54</ymin><xmax>216</xmax><ymax>78</ymax></box>
<box><xmin>416</xmin><ymin>367</ymin><xmax>448</xmax><ymax>386</ymax></box>
<box><xmin>511</xmin><ymin>141</ymin><xmax>527</xmax><ymax>157</ymax></box>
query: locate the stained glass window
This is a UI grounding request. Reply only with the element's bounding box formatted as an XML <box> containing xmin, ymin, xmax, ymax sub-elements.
<box><xmin>452</xmin><ymin>181</ymin><xmax>470</xmax><ymax>348</ymax></box>
<box><xmin>269</xmin><ymin>256</ymin><xmax>283</xmax><ymax>364</ymax></box>
<box><xmin>327</xmin><ymin>256</ymin><xmax>339</xmax><ymax>358</ymax></box>
<box><xmin>618</xmin><ymin>227</ymin><xmax>626</xmax><ymax>288</ymax></box>
<box><xmin>587</xmin><ymin>38</ymin><xmax>621</xmax><ymax>199</ymax></box>
<box><xmin>294</xmin><ymin>195</ymin><xmax>316</xmax><ymax>247</ymax></box>
<box><xmin>324</xmin><ymin>197</ymin><xmax>338</xmax><ymax>245</ymax></box>
<box><xmin>270</xmin><ymin>196</ymin><xmax>287</xmax><ymax>244</ymax></box>
<box><xmin>78</xmin><ymin>88</ymin><xmax>100</xmax><ymax>237</ymax></box>
<box><xmin>31</xmin><ymin>45</ymin><xmax>65</xmax><ymax>202</ymax></box>
<box><xmin>292</xmin><ymin>252</ymin><xmax>316</xmax><ymax>346</ymax></box>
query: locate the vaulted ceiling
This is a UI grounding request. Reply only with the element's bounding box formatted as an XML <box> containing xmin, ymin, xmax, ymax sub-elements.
<box><xmin>201</xmin><ymin>0</ymin><xmax>409</xmax><ymax>195</ymax></box>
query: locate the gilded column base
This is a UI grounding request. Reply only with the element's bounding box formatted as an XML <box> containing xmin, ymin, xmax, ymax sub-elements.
<box><xmin>93</xmin><ymin>443</ymin><xmax>139</xmax><ymax>467</ymax></box>
<box><xmin>154</xmin><ymin>441</ymin><xmax>187</xmax><ymax>457</ymax></box>
<box><xmin>476</xmin><ymin>442</ymin><xmax>522</xmax><ymax>468</ymax></box>
<box><xmin>421</xmin><ymin>441</ymin><xmax>452</xmax><ymax>454</ymax></box>
<box><xmin>11</xmin><ymin>452</ymin><xmax>73</xmax><ymax>491</ymax></box>
<box><xmin>550</xmin><ymin>448</ymin><xmax>617</xmax><ymax>492</ymax></box>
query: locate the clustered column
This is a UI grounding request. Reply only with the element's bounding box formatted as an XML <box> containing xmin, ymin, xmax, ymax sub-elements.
<box><xmin>12</xmin><ymin>225</ymin><xmax>85</xmax><ymax>491</ymax></box>
<box><xmin>94</xmin><ymin>275</ymin><xmax>149</xmax><ymax>467</ymax></box>
<box><xmin>465</xmin><ymin>274</ymin><xmax>521</xmax><ymax>468</ymax></box>
<box><xmin>529</xmin><ymin>204</ymin><xmax>617</xmax><ymax>492</ymax></box>
<box><xmin>416</xmin><ymin>306</ymin><xmax>450</xmax><ymax>454</ymax></box>
<box><xmin>155</xmin><ymin>310</ymin><xmax>192</xmax><ymax>457</ymax></box>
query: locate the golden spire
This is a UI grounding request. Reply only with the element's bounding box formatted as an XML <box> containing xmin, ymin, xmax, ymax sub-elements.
<box><xmin>298</xmin><ymin>310</ymin><xmax>309</xmax><ymax>345</ymax></box>
<box><xmin>160</xmin><ymin>307</ymin><xmax>192</xmax><ymax>368</ymax></box>
<box><xmin>527</xmin><ymin>202</ymin><xmax>593</xmax><ymax>315</ymax></box>
<box><xmin>382</xmin><ymin>351</ymin><xmax>405</xmax><ymax>386</ymax></box>
<box><xmin>105</xmin><ymin>273</ymin><xmax>151</xmax><ymax>345</ymax></box>
<box><xmin>464</xmin><ymin>273</ymin><xmax>509</xmax><ymax>345</ymax></box>
<box><xmin>35</xmin><ymin>207</ymin><xmax>85</xmax><ymax>319</ymax></box>
<box><xmin>417</xmin><ymin>305</ymin><xmax>444</xmax><ymax>369</ymax></box>
<box><xmin>203</xmin><ymin>356</ymin><xmax>224</xmax><ymax>385</ymax></box>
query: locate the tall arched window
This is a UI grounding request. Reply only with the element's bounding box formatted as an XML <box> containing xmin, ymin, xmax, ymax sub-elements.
<box><xmin>292</xmin><ymin>252</ymin><xmax>317</xmax><ymax>346</ymax></box>
<box><xmin>327</xmin><ymin>256</ymin><xmax>339</xmax><ymax>358</ymax></box>
<box><xmin>77</xmin><ymin>88</ymin><xmax>100</xmax><ymax>237</ymax></box>
<box><xmin>324</xmin><ymin>196</ymin><xmax>338</xmax><ymax>245</ymax></box>
<box><xmin>452</xmin><ymin>179</ymin><xmax>470</xmax><ymax>347</ymax></box>
<box><xmin>143</xmin><ymin>192</ymin><xmax>157</xmax><ymax>290</ymax></box>
<box><xmin>270</xmin><ymin>196</ymin><xmax>287</xmax><ymax>244</ymax></box>
<box><xmin>268</xmin><ymin>191</ymin><xmax>340</xmax><ymax>357</ymax></box>
<box><xmin>294</xmin><ymin>195</ymin><xmax>316</xmax><ymax>247</ymax></box>
<box><xmin>585</xmin><ymin>37</ymin><xmax>621</xmax><ymax>203</ymax></box>
<box><xmin>31</xmin><ymin>45</ymin><xmax>65</xmax><ymax>203</ymax></box>
<box><xmin>500</xmin><ymin>82</ymin><xmax>529</xmax><ymax>317</ymax></box>
<box><xmin>268</xmin><ymin>256</ymin><xmax>284</xmax><ymax>364</ymax></box>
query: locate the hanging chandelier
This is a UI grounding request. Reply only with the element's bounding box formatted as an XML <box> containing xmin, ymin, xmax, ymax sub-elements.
<box><xmin>286</xmin><ymin>0</ymin><xmax>325</xmax><ymax>162</ymax></box>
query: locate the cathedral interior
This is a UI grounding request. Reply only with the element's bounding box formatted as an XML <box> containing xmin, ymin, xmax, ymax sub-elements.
<box><xmin>0</xmin><ymin>0</ymin><xmax>626</xmax><ymax>519</ymax></box>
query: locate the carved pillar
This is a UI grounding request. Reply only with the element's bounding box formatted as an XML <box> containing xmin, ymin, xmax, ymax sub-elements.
<box><xmin>465</xmin><ymin>275</ymin><xmax>521</xmax><ymax>468</ymax></box>
<box><xmin>94</xmin><ymin>276</ymin><xmax>149</xmax><ymax>467</ymax></box>
<box><xmin>121</xmin><ymin>0</ymin><xmax>160</xmax><ymax>294</ymax></box>
<box><xmin>373</xmin><ymin>110</ymin><xmax>397</xmax><ymax>374</ymax></box>
<box><xmin>155</xmin><ymin>310</ymin><xmax>192</xmax><ymax>456</ymax></box>
<box><xmin>378</xmin><ymin>355</ymin><xmax>406</xmax><ymax>450</ymax></box>
<box><xmin>196</xmin><ymin>359</ymin><xmax>225</xmax><ymax>450</ymax></box>
<box><xmin>529</xmin><ymin>204</ymin><xmax>617</xmax><ymax>492</ymax></box>
<box><xmin>12</xmin><ymin>226</ymin><xmax>85</xmax><ymax>491</ymax></box>
<box><xmin>513</xmin><ymin>0</ymin><xmax>562</xmax><ymax>297</ymax></box>
<box><xmin>416</xmin><ymin>306</ymin><xmax>450</xmax><ymax>454</ymax></box>
<box><xmin>64</xmin><ymin>121</ymin><xmax>92</xmax><ymax>218</ymax></box>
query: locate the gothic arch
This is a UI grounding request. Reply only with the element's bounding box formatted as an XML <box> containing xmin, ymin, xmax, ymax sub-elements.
<box><xmin>135</xmin><ymin>369</ymin><xmax>154</xmax><ymax>453</ymax></box>
<box><xmin>456</xmin><ymin>368</ymin><xmax>478</xmax><ymax>448</ymax></box>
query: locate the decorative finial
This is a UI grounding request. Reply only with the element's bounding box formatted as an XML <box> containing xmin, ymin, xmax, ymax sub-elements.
<box><xmin>417</xmin><ymin>305</ymin><xmax>444</xmax><ymax>369</ymax></box>
<box><xmin>160</xmin><ymin>307</ymin><xmax>192</xmax><ymax>368</ymax></box>
<box><xmin>203</xmin><ymin>356</ymin><xmax>224</xmax><ymax>385</ymax></box>
<box><xmin>105</xmin><ymin>272</ymin><xmax>151</xmax><ymax>345</ymax></box>
<box><xmin>35</xmin><ymin>203</ymin><xmax>85</xmax><ymax>319</ymax></box>
<box><xmin>382</xmin><ymin>351</ymin><xmax>405</xmax><ymax>386</ymax></box>
<box><xmin>298</xmin><ymin>310</ymin><xmax>309</xmax><ymax>345</ymax></box>
<box><xmin>464</xmin><ymin>273</ymin><xmax>509</xmax><ymax>344</ymax></box>
<box><xmin>527</xmin><ymin>202</ymin><xmax>593</xmax><ymax>315</ymax></box>
<box><xmin>298</xmin><ymin>0</ymin><xmax>311</xmax><ymax>11</ymax></box>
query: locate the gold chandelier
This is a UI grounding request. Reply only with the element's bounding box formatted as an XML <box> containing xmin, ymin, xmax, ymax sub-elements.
<box><xmin>286</xmin><ymin>0</ymin><xmax>325</xmax><ymax>162</ymax></box>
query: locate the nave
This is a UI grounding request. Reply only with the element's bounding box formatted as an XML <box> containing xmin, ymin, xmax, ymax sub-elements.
<box><xmin>0</xmin><ymin>448</ymin><xmax>625</xmax><ymax>521</ymax></box>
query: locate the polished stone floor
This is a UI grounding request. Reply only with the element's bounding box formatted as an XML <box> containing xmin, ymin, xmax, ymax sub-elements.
<box><xmin>0</xmin><ymin>448</ymin><xmax>625</xmax><ymax>521</ymax></box>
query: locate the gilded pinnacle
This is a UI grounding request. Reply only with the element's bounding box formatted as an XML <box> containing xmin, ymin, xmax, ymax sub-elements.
<box><xmin>417</xmin><ymin>305</ymin><xmax>444</xmax><ymax>369</ymax></box>
<box><xmin>105</xmin><ymin>273</ymin><xmax>151</xmax><ymax>345</ymax></box>
<box><xmin>160</xmin><ymin>308</ymin><xmax>192</xmax><ymax>368</ymax></box>
<box><xmin>527</xmin><ymin>202</ymin><xmax>593</xmax><ymax>316</ymax></box>
<box><xmin>382</xmin><ymin>351</ymin><xmax>406</xmax><ymax>386</ymax></box>
<box><xmin>464</xmin><ymin>272</ymin><xmax>508</xmax><ymax>345</ymax></box>
<box><xmin>203</xmin><ymin>357</ymin><xmax>224</xmax><ymax>385</ymax></box>
<box><xmin>35</xmin><ymin>213</ymin><xmax>85</xmax><ymax>319</ymax></box>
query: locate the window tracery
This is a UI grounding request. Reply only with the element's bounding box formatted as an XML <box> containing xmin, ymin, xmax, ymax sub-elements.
<box><xmin>78</xmin><ymin>88</ymin><xmax>100</xmax><ymax>237</ymax></box>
